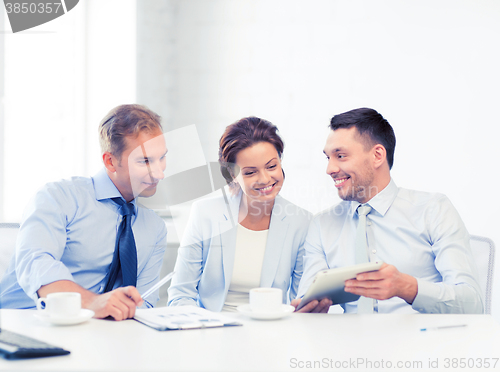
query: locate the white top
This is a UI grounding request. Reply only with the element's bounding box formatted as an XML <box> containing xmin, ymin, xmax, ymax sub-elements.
<box><xmin>222</xmin><ymin>224</ymin><xmax>268</xmax><ymax>311</ymax></box>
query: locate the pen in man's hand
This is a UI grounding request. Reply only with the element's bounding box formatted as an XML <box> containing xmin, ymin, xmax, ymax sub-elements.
<box><xmin>141</xmin><ymin>271</ymin><xmax>175</xmax><ymax>300</ymax></box>
<box><xmin>420</xmin><ymin>324</ymin><xmax>467</xmax><ymax>331</ymax></box>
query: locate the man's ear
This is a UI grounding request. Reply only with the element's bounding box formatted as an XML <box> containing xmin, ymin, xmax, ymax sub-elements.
<box><xmin>103</xmin><ymin>152</ymin><xmax>118</xmax><ymax>173</ymax></box>
<box><xmin>372</xmin><ymin>144</ymin><xmax>387</xmax><ymax>170</ymax></box>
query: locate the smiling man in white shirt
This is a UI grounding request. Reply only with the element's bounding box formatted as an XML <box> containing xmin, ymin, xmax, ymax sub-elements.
<box><xmin>293</xmin><ymin>107</ymin><xmax>483</xmax><ymax>314</ymax></box>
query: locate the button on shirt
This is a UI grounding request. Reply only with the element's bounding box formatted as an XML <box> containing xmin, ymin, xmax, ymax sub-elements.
<box><xmin>296</xmin><ymin>179</ymin><xmax>483</xmax><ymax>314</ymax></box>
<box><xmin>0</xmin><ymin>169</ymin><xmax>167</xmax><ymax>309</ymax></box>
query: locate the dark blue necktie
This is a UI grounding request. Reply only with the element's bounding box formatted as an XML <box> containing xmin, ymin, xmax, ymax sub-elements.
<box><xmin>104</xmin><ymin>198</ymin><xmax>138</xmax><ymax>292</ymax></box>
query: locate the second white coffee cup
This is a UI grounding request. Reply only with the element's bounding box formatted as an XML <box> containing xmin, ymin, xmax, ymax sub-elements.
<box><xmin>249</xmin><ymin>287</ymin><xmax>282</xmax><ymax>313</ymax></box>
<box><xmin>36</xmin><ymin>292</ymin><xmax>81</xmax><ymax>318</ymax></box>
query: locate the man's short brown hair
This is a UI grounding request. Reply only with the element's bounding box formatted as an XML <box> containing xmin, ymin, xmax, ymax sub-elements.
<box><xmin>99</xmin><ymin>104</ymin><xmax>163</xmax><ymax>160</ymax></box>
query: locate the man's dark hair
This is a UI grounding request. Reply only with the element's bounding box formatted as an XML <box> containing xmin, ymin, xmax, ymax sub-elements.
<box><xmin>330</xmin><ymin>108</ymin><xmax>396</xmax><ymax>169</ymax></box>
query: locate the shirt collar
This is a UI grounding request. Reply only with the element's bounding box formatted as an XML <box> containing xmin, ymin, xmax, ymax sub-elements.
<box><xmin>350</xmin><ymin>178</ymin><xmax>398</xmax><ymax>217</ymax></box>
<box><xmin>92</xmin><ymin>168</ymin><xmax>136</xmax><ymax>206</ymax></box>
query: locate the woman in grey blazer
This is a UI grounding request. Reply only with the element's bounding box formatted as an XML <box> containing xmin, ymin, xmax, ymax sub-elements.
<box><xmin>168</xmin><ymin>117</ymin><xmax>312</xmax><ymax>312</ymax></box>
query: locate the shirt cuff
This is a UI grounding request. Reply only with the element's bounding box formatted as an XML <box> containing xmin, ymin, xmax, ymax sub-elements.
<box><xmin>23</xmin><ymin>266</ymin><xmax>75</xmax><ymax>303</ymax></box>
<box><xmin>411</xmin><ymin>278</ymin><xmax>440</xmax><ymax>313</ymax></box>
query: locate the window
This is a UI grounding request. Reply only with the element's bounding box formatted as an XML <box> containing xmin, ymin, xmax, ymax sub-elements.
<box><xmin>1</xmin><ymin>0</ymin><xmax>136</xmax><ymax>221</ymax></box>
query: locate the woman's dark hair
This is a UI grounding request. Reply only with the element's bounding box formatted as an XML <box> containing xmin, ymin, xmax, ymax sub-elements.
<box><xmin>218</xmin><ymin>116</ymin><xmax>284</xmax><ymax>190</ymax></box>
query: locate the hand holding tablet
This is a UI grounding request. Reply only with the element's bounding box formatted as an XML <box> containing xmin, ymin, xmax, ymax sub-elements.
<box><xmin>295</xmin><ymin>261</ymin><xmax>384</xmax><ymax>311</ymax></box>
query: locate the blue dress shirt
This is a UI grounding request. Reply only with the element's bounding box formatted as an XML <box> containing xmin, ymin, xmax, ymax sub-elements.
<box><xmin>297</xmin><ymin>179</ymin><xmax>483</xmax><ymax>314</ymax></box>
<box><xmin>0</xmin><ymin>169</ymin><xmax>167</xmax><ymax>309</ymax></box>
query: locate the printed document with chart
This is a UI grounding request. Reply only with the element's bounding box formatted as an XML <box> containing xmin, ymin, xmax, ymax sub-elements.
<box><xmin>134</xmin><ymin>306</ymin><xmax>242</xmax><ymax>331</ymax></box>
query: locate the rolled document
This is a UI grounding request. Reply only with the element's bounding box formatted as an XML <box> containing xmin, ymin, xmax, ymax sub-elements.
<box><xmin>141</xmin><ymin>271</ymin><xmax>175</xmax><ymax>300</ymax></box>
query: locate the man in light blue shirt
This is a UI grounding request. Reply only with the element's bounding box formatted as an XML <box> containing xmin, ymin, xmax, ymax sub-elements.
<box><xmin>0</xmin><ymin>104</ymin><xmax>168</xmax><ymax>320</ymax></box>
<box><xmin>293</xmin><ymin>108</ymin><xmax>483</xmax><ymax>314</ymax></box>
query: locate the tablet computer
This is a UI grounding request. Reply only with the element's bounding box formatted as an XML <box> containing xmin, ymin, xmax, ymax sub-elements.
<box><xmin>296</xmin><ymin>261</ymin><xmax>383</xmax><ymax>311</ymax></box>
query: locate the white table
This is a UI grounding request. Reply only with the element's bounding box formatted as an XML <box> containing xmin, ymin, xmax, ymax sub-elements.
<box><xmin>1</xmin><ymin>309</ymin><xmax>500</xmax><ymax>371</ymax></box>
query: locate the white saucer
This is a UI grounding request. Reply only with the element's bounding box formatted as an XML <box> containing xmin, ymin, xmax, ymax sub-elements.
<box><xmin>34</xmin><ymin>309</ymin><xmax>95</xmax><ymax>326</ymax></box>
<box><xmin>237</xmin><ymin>304</ymin><xmax>295</xmax><ymax>320</ymax></box>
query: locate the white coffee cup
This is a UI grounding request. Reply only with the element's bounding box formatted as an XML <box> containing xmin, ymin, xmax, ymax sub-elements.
<box><xmin>36</xmin><ymin>292</ymin><xmax>81</xmax><ymax>318</ymax></box>
<box><xmin>249</xmin><ymin>287</ymin><xmax>282</xmax><ymax>313</ymax></box>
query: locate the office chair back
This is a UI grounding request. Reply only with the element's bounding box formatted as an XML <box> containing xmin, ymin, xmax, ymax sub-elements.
<box><xmin>470</xmin><ymin>235</ymin><xmax>495</xmax><ymax>314</ymax></box>
<box><xmin>0</xmin><ymin>223</ymin><xmax>20</xmax><ymax>281</ymax></box>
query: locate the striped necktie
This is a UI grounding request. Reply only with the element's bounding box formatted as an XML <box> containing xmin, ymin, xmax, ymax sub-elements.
<box><xmin>355</xmin><ymin>204</ymin><xmax>374</xmax><ymax>314</ymax></box>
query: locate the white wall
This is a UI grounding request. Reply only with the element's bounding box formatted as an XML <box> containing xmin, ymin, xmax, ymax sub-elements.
<box><xmin>137</xmin><ymin>0</ymin><xmax>500</xmax><ymax>319</ymax></box>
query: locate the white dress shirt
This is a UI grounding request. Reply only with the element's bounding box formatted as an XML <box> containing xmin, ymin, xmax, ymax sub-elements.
<box><xmin>297</xmin><ymin>179</ymin><xmax>483</xmax><ymax>314</ymax></box>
